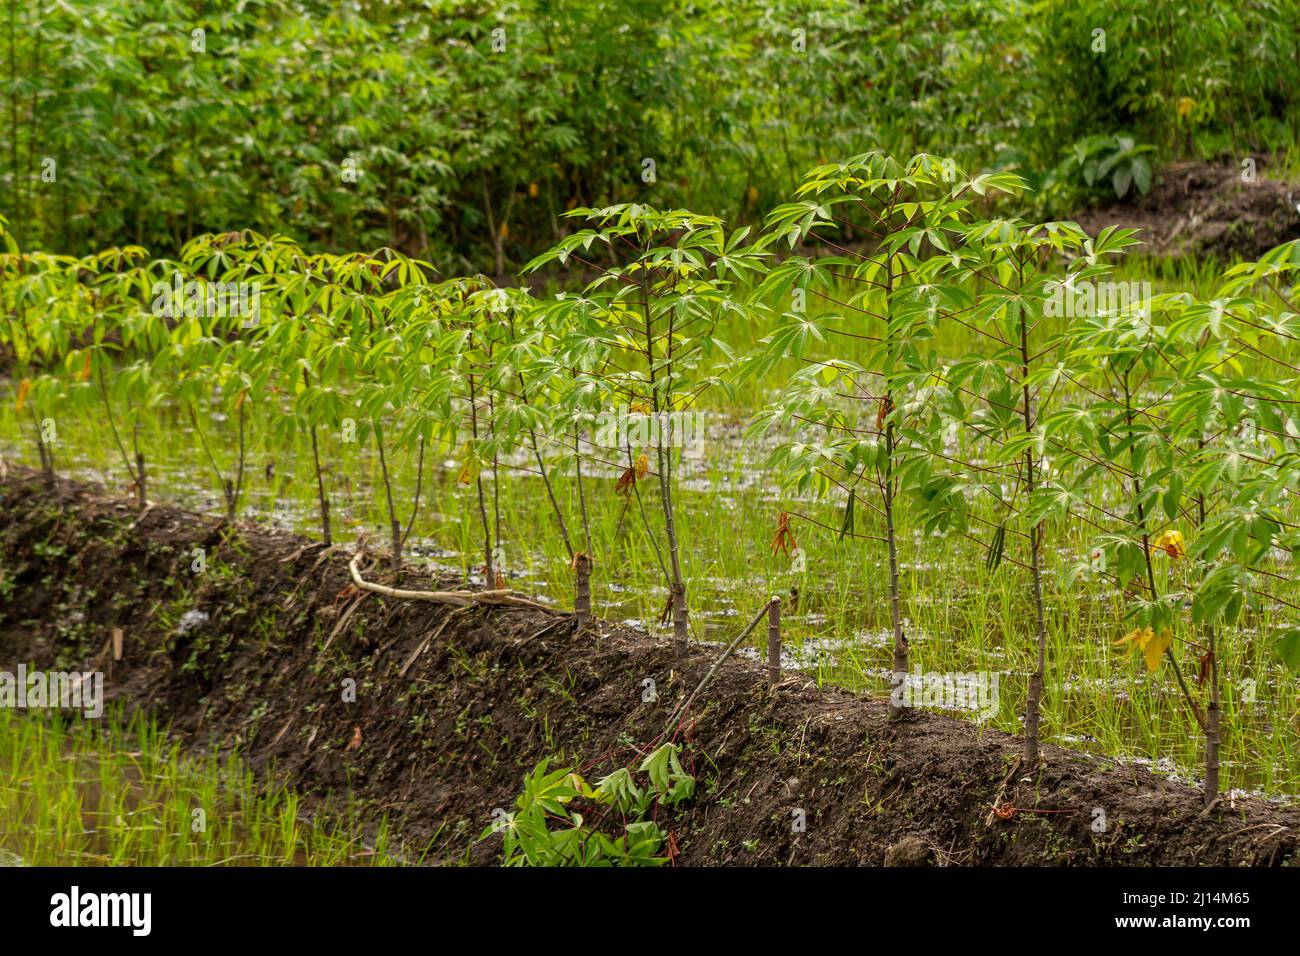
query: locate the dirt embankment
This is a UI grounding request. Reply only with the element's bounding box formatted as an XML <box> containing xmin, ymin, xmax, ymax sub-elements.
<box><xmin>1</xmin><ymin>472</ymin><xmax>1297</xmax><ymax>866</ymax></box>
<box><xmin>1074</xmin><ymin>158</ymin><xmax>1300</xmax><ymax>260</ymax></box>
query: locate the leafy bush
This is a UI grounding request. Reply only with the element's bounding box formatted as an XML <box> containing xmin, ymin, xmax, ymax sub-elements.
<box><xmin>484</xmin><ymin>745</ymin><xmax>694</xmax><ymax>866</ymax></box>
<box><xmin>6</xmin><ymin>2</ymin><xmax>1297</xmax><ymax>270</ymax></box>
<box><xmin>1041</xmin><ymin>134</ymin><xmax>1157</xmax><ymax>209</ymax></box>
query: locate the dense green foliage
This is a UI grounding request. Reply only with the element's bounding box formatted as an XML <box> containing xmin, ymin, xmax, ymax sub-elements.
<box><xmin>5</xmin><ymin>0</ymin><xmax>1298</xmax><ymax>270</ymax></box>
<box><xmin>3</xmin><ymin>144</ymin><xmax>1299</xmax><ymax>805</ymax></box>
<box><xmin>485</xmin><ymin>744</ymin><xmax>694</xmax><ymax>866</ymax></box>
<box><xmin>5</xmin><ymin>0</ymin><xmax>1300</xmax><ymax>843</ymax></box>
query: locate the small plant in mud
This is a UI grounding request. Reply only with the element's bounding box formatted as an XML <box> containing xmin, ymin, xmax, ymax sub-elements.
<box><xmin>485</xmin><ymin>743</ymin><xmax>694</xmax><ymax>866</ymax></box>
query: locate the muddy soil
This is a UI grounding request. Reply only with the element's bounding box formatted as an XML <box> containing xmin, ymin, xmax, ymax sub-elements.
<box><xmin>1</xmin><ymin>471</ymin><xmax>1296</xmax><ymax>866</ymax></box>
<box><xmin>1074</xmin><ymin>158</ymin><xmax>1300</xmax><ymax>260</ymax></box>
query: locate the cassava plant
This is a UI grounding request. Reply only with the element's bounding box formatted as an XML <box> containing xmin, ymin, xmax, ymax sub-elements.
<box><xmin>484</xmin><ymin>743</ymin><xmax>694</xmax><ymax>867</ymax></box>
<box><xmin>473</xmin><ymin>284</ymin><xmax>602</xmax><ymax>621</ymax></box>
<box><xmin>410</xmin><ymin>275</ymin><xmax>506</xmax><ymax>586</ymax></box>
<box><xmin>1145</xmin><ymin>241</ymin><xmax>1300</xmax><ymax>804</ymax></box>
<box><xmin>256</xmin><ymin>236</ymin><xmax>346</xmax><ymax>546</ymax></box>
<box><xmin>746</xmin><ymin>152</ymin><xmax>1024</xmax><ymax>719</ymax></box>
<box><xmin>524</xmin><ymin>204</ymin><xmax>765</xmax><ymax>644</ymax></box>
<box><xmin>1050</xmin><ymin>236</ymin><xmax>1300</xmax><ymax>804</ymax></box>
<box><xmin>938</xmin><ymin>219</ymin><xmax>1127</xmax><ymax>762</ymax></box>
<box><xmin>1055</xmin><ymin>272</ymin><xmax>1218</xmax><ymax>789</ymax></box>
<box><xmin>80</xmin><ymin>247</ymin><xmax>170</xmax><ymax>508</ymax></box>
<box><xmin>0</xmin><ymin>220</ymin><xmax>71</xmax><ymax>479</ymax></box>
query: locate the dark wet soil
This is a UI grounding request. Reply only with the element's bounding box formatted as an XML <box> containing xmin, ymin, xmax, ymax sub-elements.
<box><xmin>1074</xmin><ymin>158</ymin><xmax>1300</xmax><ymax>260</ymax></box>
<box><xmin>1</xmin><ymin>471</ymin><xmax>1297</xmax><ymax>866</ymax></box>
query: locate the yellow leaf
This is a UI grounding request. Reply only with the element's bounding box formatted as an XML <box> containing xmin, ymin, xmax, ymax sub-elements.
<box><xmin>634</xmin><ymin>454</ymin><xmax>649</xmax><ymax>480</ymax></box>
<box><xmin>79</xmin><ymin>352</ymin><xmax>92</xmax><ymax>382</ymax></box>
<box><xmin>15</xmin><ymin>377</ymin><xmax>31</xmax><ymax>412</ymax></box>
<box><xmin>1152</xmin><ymin>529</ymin><xmax>1185</xmax><ymax>559</ymax></box>
<box><xmin>1113</xmin><ymin>626</ymin><xmax>1152</xmax><ymax>649</ymax></box>
<box><xmin>1113</xmin><ymin>626</ymin><xmax>1172</xmax><ymax>672</ymax></box>
<box><xmin>528</xmin><ymin>181</ymin><xmax>539</xmax><ymax>198</ymax></box>
<box><xmin>1176</xmin><ymin>96</ymin><xmax>1196</xmax><ymax>118</ymax></box>
<box><xmin>498</xmin><ymin>221</ymin><xmax>509</xmax><ymax>240</ymax></box>
<box><xmin>1144</xmin><ymin>629</ymin><xmax>1173</xmax><ymax>672</ymax></box>
<box><xmin>746</xmin><ymin>185</ymin><xmax>759</xmax><ymax>204</ymax></box>
<box><xmin>457</xmin><ymin>443</ymin><xmax>478</xmax><ymax>485</ymax></box>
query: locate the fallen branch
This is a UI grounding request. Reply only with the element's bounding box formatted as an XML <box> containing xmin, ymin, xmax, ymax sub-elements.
<box><xmin>664</xmin><ymin>596</ymin><xmax>778</xmax><ymax>736</ymax></box>
<box><xmin>348</xmin><ymin>551</ymin><xmax>568</xmax><ymax>614</ymax></box>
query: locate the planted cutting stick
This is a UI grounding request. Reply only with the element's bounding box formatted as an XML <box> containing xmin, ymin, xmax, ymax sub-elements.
<box><xmin>664</xmin><ymin>596</ymin><xmax>778</xmax><ymax>735</ymax></box>
<box><xmin>573</xmin><ymin>552</ymin><xmax>593</xmax><ymax>629</ymax></box>
<box><xmin>347</xmin><ymin>551</ymin><xmax>568</xmax><ymax>614</ymax></box>
<box><xmin>766</xmin><ymin>596</ymin><xmax>781</xmax><ymax>686</ymax></box>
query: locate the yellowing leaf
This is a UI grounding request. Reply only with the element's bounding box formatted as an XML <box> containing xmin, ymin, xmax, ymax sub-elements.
<box><xmin>79</xmin><ymin>352</ymin><xmax>93</xmax><ymax>382</ymax></box>
<box><xmin>1144</xmin><ymin>629</ymin><xmax>1173</xmax><ymax>672</ymax></box>
<box><xmin>15</xmin><ymin>378</ymin><xmax>31</xmax><ymax>413</ymax></box>
<box><xmin>528</xmin><ymin>181</ymin><xmax>539</xmax><ymax>198</ymax></box>
<box><xmin>1113</xmin><ymin>626</ymin><xmax>1172</xmax><ymax>672</ymax></box>
<box><xmin>634</xmin><ymin>454</ymin><xmax>649</xmax><ymax>480</ymax></box>
<box><xmin>1114</xmin><ymin>626</ymin><xmax>1152</xmax><ymax>649</ymax></box>
<box><xmin>1152</xmin><ymin>529</ymin><xmax>1185</xmax><ymax>559</ymax></box>
<box><xmin>1176</xmin><ymin>96</ymin><xmax>1196</xmax><ymax>118</ymax></box>
<box><xmin>457</xmin><ymin>443</ymin><xmax>478</xmax><ymax>485</ymax></box>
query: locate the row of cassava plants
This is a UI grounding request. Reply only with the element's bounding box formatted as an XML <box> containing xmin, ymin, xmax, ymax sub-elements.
<box><xmin>2</xmin><ymin>156</ymin><xmax>1299</xmax><ymax>806</ymax></box>
<box><xmin>743</xmin><ymin>153</ymin><xmax>1300</xmax><ymax>803</ymax></box>
<box><xmin>0</xmin><ymin>216</ymin><xmax>754</xmax><ymax>638</ymax></box>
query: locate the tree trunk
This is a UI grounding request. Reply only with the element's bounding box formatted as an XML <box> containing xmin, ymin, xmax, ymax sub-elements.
<box><xmin>374</xmin><ymin>425</ymin><xmax>401</xmax><ymax>572</ymax></box>
<box><xmin>135</xmin><ymin>449</ymin><xmax>147</xmax><ymax>509</ymax></box>
<box><xmin>1023</xmin><ymin>521</ymin><xmax>1048</xmax><ymax>764</ymax></box>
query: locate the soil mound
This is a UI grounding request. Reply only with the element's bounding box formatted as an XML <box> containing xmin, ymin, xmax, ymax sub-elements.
<box><xmin>1074</xmin><ymin>159</ymin><xmax>1300</xmax><ymax>260</ymax></box>
<box><xmin>1</xmin><ymin>472</ymin><xmax>1296</xmax><ymax>866</ymax></box>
